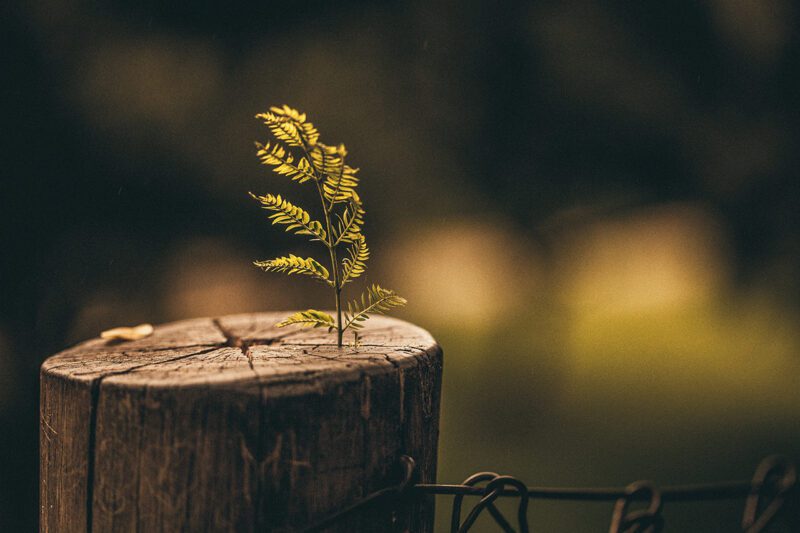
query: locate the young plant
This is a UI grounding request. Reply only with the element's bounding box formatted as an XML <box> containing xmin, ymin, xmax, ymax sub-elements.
<box><xmin>250</xmin><ymin>105</ymin><xmax>406</xmax><ymax>347</ymax></box>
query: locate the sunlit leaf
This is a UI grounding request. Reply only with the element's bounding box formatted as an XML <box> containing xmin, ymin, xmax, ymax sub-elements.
<box><xmin>249</xmin><ymin>192</ymin><xmax>327</xmax><ymax>243</ymax></box>
<box><xmin>341</xmin><ymin>234</ymin><xmax>369</xmax><ymax>284</ymax></box>
<box><xmin>277</xmin><ymin>309</ymin><xmax>335</xmax><ymax>330</ymax></box>
<box><xmin>255</xmin><ymin>141</ymin><xmax>316</xmax><ymax>184</ymax></box>
<box><xmin>343</xmin><ymin>284</ymin><xmax>407</xmax><ymax>331</ymax></box>
<box><xmin>255</xmin><ymin>105</ymin><xmax>320</xmax><ymax>148</ymax></box>
<box><xmin>254</xmin><ymin>254</ymin><xmax>331</xmax><ymax>284</ymax></box>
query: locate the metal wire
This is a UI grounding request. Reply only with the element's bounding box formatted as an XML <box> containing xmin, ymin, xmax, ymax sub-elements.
<box><xmin>607</xmin><ymin>481</ymin><xmax>663</xmax><ymax>533</ymax></box>
<box><xmin>742</xmin><ymin>455</ymin><xmax>797</xmax><ymax>532</ymax></box>
<box><xmin>302</xmin><ymin>456</ymin><xmax>416</xmax><ymax>533</ymax></box>
<box><xmin>303</xmin><ymin>454</ymin><xmax>797</xmax><ymax>532</ymax></box>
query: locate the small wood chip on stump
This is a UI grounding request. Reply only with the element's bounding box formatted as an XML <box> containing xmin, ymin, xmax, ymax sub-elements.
<box><xmin>40</xmin><ymin>313</ymin><xmax>443</xmax><ymax>532</ymax></box>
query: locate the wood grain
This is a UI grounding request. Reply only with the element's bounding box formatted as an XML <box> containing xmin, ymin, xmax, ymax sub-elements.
<box><xmin>40</xmin><ymin>313</ymin><xmax>443</xmax><ymax>532</ymax></box>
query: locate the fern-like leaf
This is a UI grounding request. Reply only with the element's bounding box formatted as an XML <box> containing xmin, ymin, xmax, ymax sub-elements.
<box><xmin>344</xmin><ymin>284</ymin><xmax>406</xmax><ymax>331</ymax></box>
<box><xmin>254</xmin><ymin>254</ymin><xmax>331</xmax><ymax>284</ymax></box>
<box><xmin>250</xmin><ymin>193</ymin><xmax>327</xmax><ymax>242</ymax></box>
<box><xmin>277</xmin><ymin>309</ymin><xmax>335</xmax><ymax>330</ymax></box>
<box><xmin>341</xmin><ymin>235</ymin><xmax>369</xmax><ymax>285</ymax></box>
<box><xmin>309</xmin><ymin>143</ymin><xmax>345</xmax><ymax>176</ymax></box>
<box><xmin>255</xmin><ymin>141</ymin><xmax>316</xmax><ymax>184</ymax></box>
<box><xmin>256</xmin><ymin>105</ymin><xmax>319</xmax><ymax>148</ymax></box>
<box><xmin>323</xmin><ymin>164</ymin><xmax>360</xmax><ymax>205</ymax></box>
<box><xmin>309</xmin><ymin>143</ymin><xmax>361</xmax><ymax>205</ymax></box>
<box><xmin>332</xmin><ymin>195</ymin><xmax>365</xmax><ymax>245</ymax></box>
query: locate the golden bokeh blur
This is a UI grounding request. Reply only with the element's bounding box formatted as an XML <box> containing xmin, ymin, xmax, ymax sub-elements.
<box><xmin>385</xmin><ymin>219</ymin><xmax>543</xmax><ymax>332</ymax></box>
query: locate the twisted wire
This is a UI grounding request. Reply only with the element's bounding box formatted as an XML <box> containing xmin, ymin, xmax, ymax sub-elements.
<box><xmin>304</xmin><ymin>455</ymin><xmax>797</xmax><ymax>532</ymax></box>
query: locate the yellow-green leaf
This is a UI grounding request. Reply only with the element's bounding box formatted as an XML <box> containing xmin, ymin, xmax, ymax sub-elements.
<box><xmin>341</xmin><ymin>235</ymin><xmax>369</xmax><ymax>285</ymax></box>
<box><xmin>256</xmin><ymin>141</ymin><xmax>316</xmax><ymax>184</ymax></box>
<box><xmin>277</xmin><ymin>309</ymin><xmax>335</xmax><ymax>330</ymax></box>
<box><xmin>343</xmin><ymin>284</ymin><xmax>406</xmax><ymax>331</ymax></box>
<box><xmin>256</xmin><ymin>105</ymin><xmax>320</xmax><ymax>148</ymax></box>
<box><xmin>254</xmin><ymin>254</ymin><xmax>331</xmax><ymax>284</ymax></box>
<box><xmin>250</xmin><ymin>193</ymin><xmax>327</xmax><ymax>243</ymax></box>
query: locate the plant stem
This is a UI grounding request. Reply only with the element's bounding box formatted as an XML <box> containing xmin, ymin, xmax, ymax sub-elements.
<box><xmin>315</xmin><ymin>180</ymin><xmax>344</xmax><ymax>347</ymax></box>
<box><xmin>304</xmin><ymin>143</ymin><xmax>345</xmax><ymax>347</ymax></box>
<box><xmin>326</xmin><ymin>243</ymin><xmax>343</xmax><ymax>347</ymax></box>
<box><xmin>335</xmin><ymin>284</ymin><xmax>343</xmax><ymax>347</ymax></box>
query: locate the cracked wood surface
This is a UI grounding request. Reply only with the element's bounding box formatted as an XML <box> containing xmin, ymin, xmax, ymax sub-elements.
<box><xmin>40</xmin><ymin>313</ymin><xmax>443</xmax><ymax>532</ymax></box>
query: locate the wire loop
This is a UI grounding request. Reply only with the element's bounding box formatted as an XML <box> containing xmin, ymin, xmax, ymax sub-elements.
<box><xmin>608</xmin><ymin>481</ymin><xmax>663</xmax><ymax>533</ymax></box>
<box><xmin>451</xmin><ymin>473</ymin><xmax>515</xmax><ymax>533</ymax></box>
<box><xmin>451</xmin><ymin>473</ymin><xmax>530</xmax><ymax>533</ymax></box>
<box><xmin>741</xmin><ymin>455</ymin><xmax>797</xmax><ymax>533</ymax></box>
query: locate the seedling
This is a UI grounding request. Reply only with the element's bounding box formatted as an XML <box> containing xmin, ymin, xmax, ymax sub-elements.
<box><xmin>251</xmin><ymin>105</ymin><xmax>406</xmax><ymax>347</ymax></box>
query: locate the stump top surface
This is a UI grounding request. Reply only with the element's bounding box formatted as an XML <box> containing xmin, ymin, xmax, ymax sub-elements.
<box><xmin>42</xmin><ymin>313</ymin><xmax>439</xmax><ymax>390</ymax></box>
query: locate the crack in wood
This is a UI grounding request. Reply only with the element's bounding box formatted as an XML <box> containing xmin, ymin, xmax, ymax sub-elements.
<box><xmin>83</xmin><ymin>345</ymin><xmax>223</xmax><ymax>533</ymax></box>
<box><xmin>43</xmin><ymin>343</ymin><xmax>221</xmax><ymax>372</ymax></box>
<box><xmin>211</xmin><ymin>318</ymin><xmax>254</xmax><ymax>371</ymax></box>
<box><xmin>211</xmin><ymin>318</ymin><xmax>311</xmax><ymax>373</ymax></box>
<box><xmin>86</xmin><ymin>378</ymin><xmax>100</xmax><ymax>533</ymax></box>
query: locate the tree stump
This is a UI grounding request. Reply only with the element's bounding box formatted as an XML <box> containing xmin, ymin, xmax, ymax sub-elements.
<box><xmin>40</xmin><ymin>313</ymin><xmax>443</xmax><ymax>532</ymax></box>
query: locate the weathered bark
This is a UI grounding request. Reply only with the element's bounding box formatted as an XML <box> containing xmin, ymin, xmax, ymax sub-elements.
<box><xmin>40</xmin><ymin>313</ymin><xmax>443</xmax><ymax>532</ymax></box>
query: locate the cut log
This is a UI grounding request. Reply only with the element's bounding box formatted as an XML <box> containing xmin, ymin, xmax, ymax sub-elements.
<box><xmin>40</xmin><ymin>313</ymin><xmax>443</xmax><ymax>532</ymax></box>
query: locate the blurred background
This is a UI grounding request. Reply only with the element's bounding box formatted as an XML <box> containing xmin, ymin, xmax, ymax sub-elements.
<box><xmin>2</xmin><ymin>0</ymin><xmax>800</xmax><ymax>530</ymax></box>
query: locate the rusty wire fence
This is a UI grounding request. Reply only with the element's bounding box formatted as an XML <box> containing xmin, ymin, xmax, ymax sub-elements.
<box><xmin>305</xmin><ymin>454</ymin><xmax>797</xmax><ymax>532</ymax></box>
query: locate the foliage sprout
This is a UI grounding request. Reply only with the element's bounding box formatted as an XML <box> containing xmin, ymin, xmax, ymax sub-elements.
<box><xmin>251</xmin><ymin>105</ymin><xmax>406</xmax><ymax>347</ymax></box>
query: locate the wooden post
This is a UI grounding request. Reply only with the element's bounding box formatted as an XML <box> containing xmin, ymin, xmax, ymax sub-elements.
<box><xmin>40</xmin><ymin>313</ymin><xmax>443</xmax><ymax>532</ymax></box>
